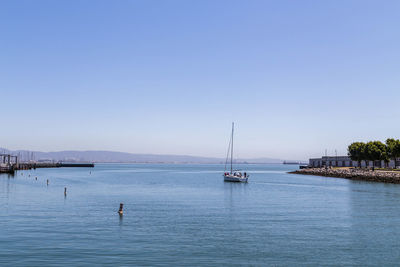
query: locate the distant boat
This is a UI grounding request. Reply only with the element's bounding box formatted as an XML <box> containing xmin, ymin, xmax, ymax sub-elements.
<box><xmin>283</xmin><ymin>160</ymin><xmax>300</xmax><ymax>165</ymax></box>
<box><xmin>223</xmin><ymin>123</ymin><xmax>248</xmax><ymax>183</ymax></box>
<box><xmin>283</xmin><ymin>160</ymin><xmax>308</xmax><ymax>165</ymax></box>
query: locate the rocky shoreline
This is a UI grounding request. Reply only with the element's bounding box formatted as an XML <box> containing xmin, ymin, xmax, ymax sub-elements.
<box><xmin>289</xmin><ymin>168</ymin><xmax>400</xmax><ymax>184</ymax></box>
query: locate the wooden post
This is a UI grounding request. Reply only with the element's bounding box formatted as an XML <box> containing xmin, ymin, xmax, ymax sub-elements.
<box><xmin>47</xmin><ymin>179</ymin><xmax>49</xmax><ymax>185</ymax></box>
<box><xmin>64</xmin><ymin>187</ymin><xmax>67</xmax><ymax>196</ymax></box>
<box><xmin>118</xmin><ymin>203</ymin><xmax>123</xmax><ymax>215</ymax></box>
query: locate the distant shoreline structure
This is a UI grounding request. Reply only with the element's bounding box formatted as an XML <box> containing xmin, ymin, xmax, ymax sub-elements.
<box><xmin>56</xmin><ymin>161</ymin><xmax>289</xmax><ymax>165</ymax></box>
<box><xmin>0</xmin><ymin>147</ymin><xmax>300</xmax><ymax>165</ymax></box>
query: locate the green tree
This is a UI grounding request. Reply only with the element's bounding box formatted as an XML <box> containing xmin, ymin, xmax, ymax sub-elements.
<box><xmin>383</xmin><ymin>150</ymin><xmax>391</xmax><ymax>168</ymax></box>
<box><xmin>365</xmin><ymin>141</ymin><xmax>386</xmax><ymax>168</ymax></box>
<box><xmin>395</xmin><ymin>141</ymin><xmax>400</xmax><ymax>169</ymax></box>
<box><xmin>386</xmin><ymin>138</ymin><xmax>400</xmax><ymax>168</ymax></box>
<box><xmin>361</xmin><ymin>142</ymin><xmax>370</xmax><ymax>167</ymax></box>
<box><xmin>348</xmin><ymin>142</ymin><xmax>365</xmax><ymax>168</ymax></box>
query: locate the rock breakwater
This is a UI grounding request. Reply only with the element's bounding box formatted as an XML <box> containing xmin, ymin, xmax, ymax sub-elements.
<box><xmin>290</xmin><ymin>168</ymin><xmax>400</xmax><ymax>184</ymax></box>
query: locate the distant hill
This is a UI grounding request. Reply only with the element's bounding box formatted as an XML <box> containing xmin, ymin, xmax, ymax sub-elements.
<box><xmin>0</xmin><ymin>148</ymin><xmax>284</xmax><ymax>164</ymax></box>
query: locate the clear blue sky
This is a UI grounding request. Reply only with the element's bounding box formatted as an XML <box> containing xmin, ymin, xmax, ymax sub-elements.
<box><xmin>1</xmin><ymin>0</ymin><xmax>399</xmax><ymax>160</ymax></box>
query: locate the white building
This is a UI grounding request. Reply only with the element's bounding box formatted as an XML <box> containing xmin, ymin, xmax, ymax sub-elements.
<box><xmin>309</xmin><ymin>156</ymin><xmax>399</xmax><ymax>168</ymax></box>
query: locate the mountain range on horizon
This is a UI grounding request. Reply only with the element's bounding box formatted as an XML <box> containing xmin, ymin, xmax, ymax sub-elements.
<box><xmin>0</xmin><ymin>148</ymin><xmax>297</xmax><ymax>164</ymax></box>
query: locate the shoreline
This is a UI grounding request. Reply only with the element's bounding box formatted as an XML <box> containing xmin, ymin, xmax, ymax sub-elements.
<box><xmin>289</xmin><ymin>168</ymin><xmax>400</xmax><ymax>184</ymax></box>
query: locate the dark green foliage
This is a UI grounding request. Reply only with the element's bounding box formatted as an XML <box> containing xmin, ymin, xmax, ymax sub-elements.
<box><xmin>365</xmin><ymin>141</ymin><xmax>386</xmax><ymax>168</ymax></box>
<box><xmin>386</xmin><ymin>138</ymin><xmax>400</xmax><ymax>168</ymax></box>
<box><xmin>348</xmin><ymin>142</ymin><xmax>365</xmax><ymax>167</ymax></box>
<box><xmin>348</xmin><ymin>139</ymin><xmax>400</xmax><ymax>168</ymax></box>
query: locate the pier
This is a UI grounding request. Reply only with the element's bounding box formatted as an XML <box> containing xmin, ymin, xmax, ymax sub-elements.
<box><xmin>17</xmin><ymin>162</ymin><xmax>95</xmax><ymax>170</ymax></box>
<box><xmin>0</xmin><ymin>154</ymin><xmax>18</xmax><ymax>174</ymax></box>
<box><xmin>0</xmin><ymin>153</ymin><xmax>94</xmax><ymax>174</ymax></box>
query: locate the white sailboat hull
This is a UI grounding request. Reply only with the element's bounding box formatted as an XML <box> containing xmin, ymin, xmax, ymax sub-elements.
<box><xmin>223</xmin><ymin>175</ymin><xmax>248</xmax><ymax>183</ymax></box>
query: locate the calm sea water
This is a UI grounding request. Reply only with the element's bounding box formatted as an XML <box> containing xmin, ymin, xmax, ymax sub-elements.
<box><xmin>1</xmin><ymin>163</ymin><xmax>400</xmax><ymax>266</ymax></box>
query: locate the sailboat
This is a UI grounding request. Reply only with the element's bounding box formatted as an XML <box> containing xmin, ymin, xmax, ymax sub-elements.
<box><xmin>223</xmin><ymin>122</ymin><xmax>249</xmax><ymax>183</ymax></box>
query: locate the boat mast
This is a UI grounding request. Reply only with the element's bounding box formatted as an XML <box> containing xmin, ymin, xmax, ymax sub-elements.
<box><xmin>230</xmin><ymin>122</ymin><xmax>234</xmax><ymax>174</ymax></box>
<box><xmin>224</xmin><ymin>134</ymin><xmax>231</xmax><ymax>173</ymax></box>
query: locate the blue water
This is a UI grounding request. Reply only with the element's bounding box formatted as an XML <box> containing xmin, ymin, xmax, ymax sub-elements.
<box><xmin>1</xmin><ymin>164</ymin><xmax>400</xmax><ymax>266</ymax></box>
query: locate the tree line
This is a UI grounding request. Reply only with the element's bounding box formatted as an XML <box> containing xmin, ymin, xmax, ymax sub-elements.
<box><xmin>348</xmin><ymin>139</ymin><xmax>400</xmax><ymax>168</ymax></box>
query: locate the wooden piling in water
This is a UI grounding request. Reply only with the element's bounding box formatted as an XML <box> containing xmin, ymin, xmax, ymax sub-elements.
<box><xmin>118</xmin><ymin>203</ymin><xmax>123</xmax><ymax>215</ymax></box>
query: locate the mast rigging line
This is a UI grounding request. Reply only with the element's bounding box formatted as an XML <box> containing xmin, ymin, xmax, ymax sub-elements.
<box><xmin>224</xmin><ymin>130</ymin><xmax>232</xmax><ymax>172</ymax></box>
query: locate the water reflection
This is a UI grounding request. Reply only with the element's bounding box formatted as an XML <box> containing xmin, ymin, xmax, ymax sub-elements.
<box><xmin>0</xmin><ymin>172</ymin><xmax>15</xmax><ymax>179</ymax></box>
<box><xmin>223</xmin><ymin>182</ymin><xmax>248</xmax><ymax>210</ymax></box>
<box><xmin>0</xmin><ymin>173</ymin><xmax>15</xmax><ymax>200</ymax></box>
<box><xmin>348</xmin><ymin>180</ymin><xmax>400</xmax><ymax>263</ymax></box>
<box><xmin>119</xmin><ymin>213</ymin><xmax>124</xmax><ymax>226</ymax></box>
